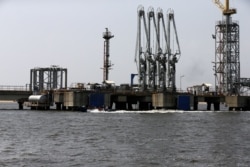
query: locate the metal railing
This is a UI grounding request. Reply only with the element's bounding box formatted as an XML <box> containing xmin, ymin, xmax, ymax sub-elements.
<box><xmin>0</xmin><ymin>85</ymin><xmax>31</xmax><ymax>91</ymax></box>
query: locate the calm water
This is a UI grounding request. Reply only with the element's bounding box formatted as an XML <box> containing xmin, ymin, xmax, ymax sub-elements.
<box><xmin>0</xmin><ymin>103</ymin><xmax>250</xmax><ymax>166</ymax></box>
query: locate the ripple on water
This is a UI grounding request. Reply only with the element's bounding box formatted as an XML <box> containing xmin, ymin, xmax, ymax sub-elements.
<box><xmin>0</xmin><ymin>109</ymin><xmax>249</xmax><ymax>166</ymax></box>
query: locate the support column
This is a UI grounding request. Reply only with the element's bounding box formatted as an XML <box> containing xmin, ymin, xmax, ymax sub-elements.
<box><xmin>115</xmin><ymin>102</ymin><xmax>127</xmax><ymax>110</ymax></box>
<box><xmin>30</xmin><ymin>69</ymin><xmax>33</xmax><ymax>91</ymax></box>
<box><xmin>207</xmin><ymin>102</ymin><xmax>211</xmax><ymax>111</ymax></box>
<box><xmin>214</xmin><ymin>102</ymin><xmax>220</xmax><ymax>111</ymax></box>
<box><xmin>65</xmin><ymin>69</ymin><xmax>68</xmax><ymax>88</ymax></box>
<box><xmin>62</xmin><ymin>105</ymin><xmax>66</xmax><ymax>110</ymax></box>
<box><xmin>127</xmin><ymin>103</ymin><xmax>133</xmax><ymax>110</ymax></box>
<box><xmin>193</xmin><ymin>102</ymin><xmax>198</xmax><ymax>110</ymax></box>
<box><xmin>18</xmin><ymin>102</ymin><xmax>23</xmax><ymax>110</ymax></box>
<box><xmin>56</xmin><ymin>103</ymin><xmax>62</xmax><ymax>110</ymax></box>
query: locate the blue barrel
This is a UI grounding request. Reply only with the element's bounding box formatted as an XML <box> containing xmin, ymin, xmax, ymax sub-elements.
<box><xmin>89</xmin><ymin>93</ymin><xmax>105</xmax><ymax>108</ymax></box>
<box><xmin>177</xmin><ymin>95</ymin><xmax>190</xmax><ymax>110</ymax></box>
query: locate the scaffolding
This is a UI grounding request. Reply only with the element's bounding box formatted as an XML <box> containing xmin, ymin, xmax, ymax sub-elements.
<box><xmin>214</xmin><ymin>17</ymin><xmax>240</xmax><ymax>95</ymax></box>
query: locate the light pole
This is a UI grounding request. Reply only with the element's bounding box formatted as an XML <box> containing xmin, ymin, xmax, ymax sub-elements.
<box><xmin>180</xmin><ymin>75</ymin><xmax>184</xmax><ymax>91</ymax></box>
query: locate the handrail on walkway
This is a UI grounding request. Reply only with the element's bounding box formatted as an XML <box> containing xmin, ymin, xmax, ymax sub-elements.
<box><xmin>0</xmin><ymin>85</ymin><xmax>31</xmax><ymax>91</ymax></box>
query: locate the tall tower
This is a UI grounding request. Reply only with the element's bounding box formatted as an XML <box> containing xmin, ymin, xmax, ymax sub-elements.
<box><xmin>213</xmin><ymin>0</ymin><xmax>240</xmax><ymax>95</ymax></box>
<box><xmin>102</xmin><ymin>28</ymin><xmax>114</xmax><ymax>82</ymax></box>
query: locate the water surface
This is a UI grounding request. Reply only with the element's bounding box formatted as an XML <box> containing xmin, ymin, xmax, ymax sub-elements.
<box><xmin>0</xmin><ymin>103</ymin><xmax>249</xmax><ymax>166</ymax></box>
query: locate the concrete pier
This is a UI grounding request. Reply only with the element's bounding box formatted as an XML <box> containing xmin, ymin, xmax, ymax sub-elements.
<box><xmin>0</xmin><ymin>90</ymin><xmax>32</xmax><ymax>109</ymax></box>
<box><xmin>193</xmin><ymin>95</ymin><xmax>224</xmax><ymax>111</ymax></box>
<box><xmin>0</xmin><ymin>85</ymin><xmax>250</xmax><ymax>111</ymax></box>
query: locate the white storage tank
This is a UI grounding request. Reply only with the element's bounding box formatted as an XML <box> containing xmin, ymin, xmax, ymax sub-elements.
<box><xmin>28</xmin><ymin>95</ymin><xmax>47</xmax><ymax>103</ymax></box>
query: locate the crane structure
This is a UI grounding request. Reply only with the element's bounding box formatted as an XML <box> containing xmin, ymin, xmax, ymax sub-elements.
<box><xmin>102</xmin><ymin>28</ymin><xmax>114</xmax><ymax>83</ymax></box>
<box><xmin>135</xmin><ymin>6</ymin><xmax>181</xmax><ymax>92</ymax></box>
<box><xmin>167</xmin><ymin>9</ymin><xmax>181</xmax><ymax>92</ymax></box>
<box><xmin>213</xmin><ymin>0</ymin><xmax>240</xmax><ymax>95</ymax></box>
<box><xmin>214</xmin><ymin>0</ymin><xmax>236</xmax><ymax>15</ymax></box>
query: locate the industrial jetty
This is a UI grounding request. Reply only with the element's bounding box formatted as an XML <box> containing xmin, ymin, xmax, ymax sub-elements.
<box><xmin>1</xmin><ymin>1</ymin><xmax>250</xmax><ymax>111</ymax></box>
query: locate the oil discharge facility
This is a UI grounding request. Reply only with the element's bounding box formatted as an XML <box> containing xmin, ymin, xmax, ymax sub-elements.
<box><xmin>1</xmin><ymin>1</ymin><xmax>250</xmax><ymax>111</ymax></box>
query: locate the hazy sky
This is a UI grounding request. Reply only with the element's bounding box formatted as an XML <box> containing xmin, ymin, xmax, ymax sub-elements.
<box><xmin>0</xmin><ymin>0</ymin><xmax>249</xmax><ymax>90</ymax></box>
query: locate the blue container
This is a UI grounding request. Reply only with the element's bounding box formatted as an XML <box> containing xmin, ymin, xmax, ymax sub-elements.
<box><xmin>177</xmin><ymin>95</ymin><xmax>190</xmax><ymax>110</ymax></box>
<box><xmin>89</xmin><ymin>93</ymin><xmax>105</xmax><ymax>107</ymax></box>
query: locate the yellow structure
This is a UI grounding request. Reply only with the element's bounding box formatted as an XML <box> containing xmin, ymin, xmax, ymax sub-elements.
<box><xmin>213</xmin><ymin>0</ymin><xmax>236</xmax><ymax>15</ymax></box>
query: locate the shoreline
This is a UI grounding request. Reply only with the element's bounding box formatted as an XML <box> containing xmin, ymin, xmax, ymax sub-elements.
<box><xmin>0</xmin><ymin>101</ymin><xmax>15</xmax><ymax>103</ymax></box>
